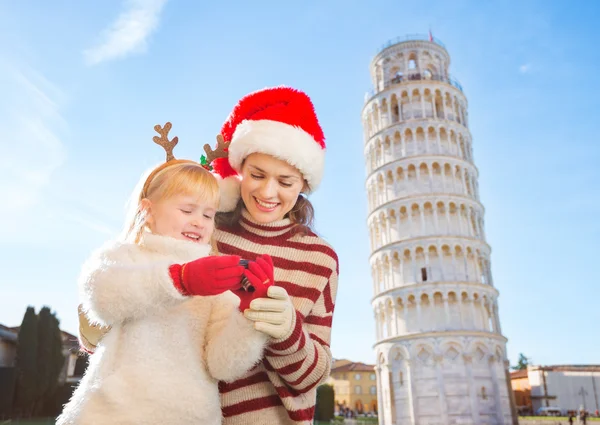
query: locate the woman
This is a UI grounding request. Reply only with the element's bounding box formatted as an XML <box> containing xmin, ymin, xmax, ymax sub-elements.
<box><xmin>79</xmin><ymin>86</ymin><xmax>339</xmax><ymax>425</ymax></box>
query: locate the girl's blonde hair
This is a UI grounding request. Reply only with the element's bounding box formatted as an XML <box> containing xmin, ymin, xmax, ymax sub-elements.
<box><xmin>122</xmin><ymin>161</ymin><xmax>220</xmax><ymax>252</ymax></box>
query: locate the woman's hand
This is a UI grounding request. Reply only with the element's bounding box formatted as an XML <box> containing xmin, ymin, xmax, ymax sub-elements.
<box><xmin>243</xmin><ymin>286</ymin><xmax>294</xmax><ymax>340</ymax></box>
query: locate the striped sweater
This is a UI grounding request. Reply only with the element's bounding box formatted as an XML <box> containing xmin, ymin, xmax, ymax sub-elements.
<box><xmin>216</xmin><ymin>209</ymin><xmax>339</xmax><ymax>425</ymax></box>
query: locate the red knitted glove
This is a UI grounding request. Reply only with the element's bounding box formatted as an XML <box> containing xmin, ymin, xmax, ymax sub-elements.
<box><xmin>234</xmin><ymin>254</ymin><xmax>274</xmax><ymax>312</ymax></box>
<box><xmin>169</xmin><ymin>255</ymin><xmax>244</xmax><ymax>296</ymax></box>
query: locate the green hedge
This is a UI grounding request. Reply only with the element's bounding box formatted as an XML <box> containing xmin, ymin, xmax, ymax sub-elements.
<box><xmin>314</xmin><ymin>384</ymin><xmax>335</xmax><ymax>421</ymax></box>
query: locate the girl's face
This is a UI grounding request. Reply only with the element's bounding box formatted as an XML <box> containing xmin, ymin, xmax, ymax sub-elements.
<box><xmin>142</xmin><ymin>194</ymin><xmax>216</xmax><ymax>244</ymax></box>
<box><xmin>240</xmin><ymin>153</ymin><xmax>304</xmax><ymax>223</ymax></box>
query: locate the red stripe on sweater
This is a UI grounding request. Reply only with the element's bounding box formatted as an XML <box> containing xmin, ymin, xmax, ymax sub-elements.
<box><xmin>274</xmin><ymin>257</ymin><xmax>332</xmax><ymax>279</ymax></box>
<box><xmin>269</xmin><ymin>311</ymin><xmax>304</xmax><ymax>351</ymax></box>
<box><xmin>274</xmin><ymin>383</ymin><xmax>301</xmax><ymax>398</ymax></box>
<box><xmin>265</xmin><ymin>357</ymin><xmax>305</xmax><ymax>376</ymax></box>
<box><xmin>274</xmin><ymin>239</ymin><xmax>338</xmax><ymax>261</ymax></box>
<box><xmin>267</xmin><ymin>329</ymin><xmax>306</xmax><ymax>358</ymax></box>
<box><xmin>297</xmin><ymin>328</ymin><xmax>307</xmax><ymax>351</ymax></box>
<box><xmin>266</xmin><ymin>331</ymin><xmax>324</xmax><ymax>360</ymax></box>
<box><xmin>323</xmin><ymin>280</ymin><xmax>335</xmax><ymax>313</ymax></box>
<box><xmin>288</xmin><ymin>405</ymin><xmax>316</xmax><ymax>421</ymax></box>
<box><xmin>218</xmin><ymin>241</ymin><xmax>335</xmax><ymax>279</ymax></box>
<box><xmin>219</xmin><ymin>371</ymin><xmax>270</xmax><ymax>393</ymax></box>
<box><xmin>287</xmin><ymin>345</ymin><xmax>319</xmax><ymax>387</ymax></box>
<box><xmin>218</xmin><ymin>242</ymin><xmax>328</xmax><ymax>276</ymax></box>
<box><xmin>244</xmin><ymin>380</ymin><xmax>318</xmax><ymax>419</ymax></box>
<box><xmin>309</xmin><ymin>332</ymin><xmax>329</xmax><ymax>347</ymax></box>
<box><xmin>229</xmin><ymin>226</ymin><xmax>296</xmax><ymax>246</ymax></box>
<box><xmin>278</xmin><ymin>281</ymin><xmax>321</xmax><ymax>303</ymax></box>
<box><xmin>222</xmin><ymin>394</ymin><xmax>283</xmax><ymax>417</ymax></box>
<box><xmin>240</xmin><ymin>216</ymin><xmax>295</xmax><ymax>232</ymax></box>
<box><xmin>274</xmin><ymin>372</ymin><xmax>323</xmax><ymax>397</ymax></box>
<box><xmin>304</xmin><ymin>314</ymin><xmax>333</xmax><ymax>327</ymax></box>
<box><xmin>217</xmin><ymin>242</ymin><xmax>264</xmax><ymax>260</ymax></box>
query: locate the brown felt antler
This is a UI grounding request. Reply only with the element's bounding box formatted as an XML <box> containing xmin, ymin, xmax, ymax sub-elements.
<box><xmin>203</xmin><ymin>134</ymin><xmax>229</xmax><ymax>164</ymax></box>
<box><xmin>153</xmin><ymin>122</ymin><xmax>179</xmax><ymax>162</ymax></box>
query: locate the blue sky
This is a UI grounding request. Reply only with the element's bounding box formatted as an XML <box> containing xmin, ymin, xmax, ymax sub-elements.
<box><xmin>1</xmin><ymin>0</ymin><xmax>598</xmax><ymax>367</ymax></box>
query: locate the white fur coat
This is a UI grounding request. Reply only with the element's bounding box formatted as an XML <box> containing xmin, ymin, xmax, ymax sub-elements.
<box><xmin>57</xmin><ymin>232</ymin><xmax>267</xmax><ymax>425</ymax></box>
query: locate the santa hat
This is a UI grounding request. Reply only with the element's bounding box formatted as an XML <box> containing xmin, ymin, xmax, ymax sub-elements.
<box><xmin>211</xmin><ymin>86</ymin><xmax>326</xmax><ymax>212</ymax></box>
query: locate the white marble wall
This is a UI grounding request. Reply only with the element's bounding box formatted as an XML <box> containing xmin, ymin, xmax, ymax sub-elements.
<box><xmin>376</xmin><ymin>340</ymin><xmax>513</xmax><ymax>425</ymax></box>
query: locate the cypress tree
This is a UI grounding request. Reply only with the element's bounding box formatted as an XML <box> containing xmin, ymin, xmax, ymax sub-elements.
<box><xmin>314</xmin><ymin>384</ymin><xmax>335</xmax><ymax>421</ymax></box>
<box><xmin>13</xmin><ymin>307</ymin><xmax>38</xmax><ymax>417</ymax></box>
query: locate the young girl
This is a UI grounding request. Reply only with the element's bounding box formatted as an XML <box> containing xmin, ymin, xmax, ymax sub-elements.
<box><xmin>57</xmin><ymin>123</ymin><xmax>271</xmax><ymax>425</ymax></box>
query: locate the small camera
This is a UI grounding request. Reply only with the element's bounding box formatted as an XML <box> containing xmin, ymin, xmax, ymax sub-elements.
<box><xmin>239</xmin><ymin>259</ymin><xmax>254</xmax><ymax>292</ymax></box>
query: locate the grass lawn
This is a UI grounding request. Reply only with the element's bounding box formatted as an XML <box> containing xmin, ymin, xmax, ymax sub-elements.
<box><xmin>316</xmin><ymin>419</ymin><xmax>378</xmax><ymax>425</ymax></box>
<box><xmin>520</xmin><ymin>417</ymin><xmax>600</xmax><ymax>422</ymax></box>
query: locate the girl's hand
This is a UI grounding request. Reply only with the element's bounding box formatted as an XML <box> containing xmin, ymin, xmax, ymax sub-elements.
<box><xmin>169</xmin><ymin>255</ymin><xmax>244</xmax><ymax>296</ymax></box>
<box><xmin>234</xmin><ymin>254</ymin><xmax>274</xmax><ymax>311</ymax></box>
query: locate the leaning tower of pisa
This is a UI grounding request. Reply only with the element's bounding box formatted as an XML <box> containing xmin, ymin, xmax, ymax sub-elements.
<box><xmin>362</xmin><ymin>35</ymin><xmax>516</xmax><ymax>425</ymax></box>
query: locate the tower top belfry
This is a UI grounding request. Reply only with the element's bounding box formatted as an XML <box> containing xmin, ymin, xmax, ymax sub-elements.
<box><xmin>365</xmin><ymin>35</ymin><xmax>464</xmax><ymax>104</ymax></box>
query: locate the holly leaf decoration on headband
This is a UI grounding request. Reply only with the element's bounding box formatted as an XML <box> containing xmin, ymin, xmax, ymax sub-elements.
<box><xmin>200</xmin><ymin>155</ymin><xmax>213</xmax><ymax>171</ymax></box>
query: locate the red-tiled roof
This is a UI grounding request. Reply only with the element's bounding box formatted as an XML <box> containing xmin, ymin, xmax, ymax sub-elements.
<box><xmin>510</xmin><ymin>365</ymin><xmax>600</xmax><ymax>378</ymax></box>
<box><xmin>331</xmin><ymin>361</ymin><xmax>375</xmax><ymax>373</ymax></box>
<box><xmin>534</xmin><ymin>365</ymin><xmax>600</xmax><ymax>373</ymax></box>
<box><xmin>510</xmin><ymin>369</ymin><xmax>528</xmax><ymax>379</ymax></box>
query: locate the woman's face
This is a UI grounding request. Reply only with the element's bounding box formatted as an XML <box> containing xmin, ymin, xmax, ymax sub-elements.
<box><xmin>240</xmin><ymin>153</ymin><xmax>304</xmax><ymax>223</ymax></box>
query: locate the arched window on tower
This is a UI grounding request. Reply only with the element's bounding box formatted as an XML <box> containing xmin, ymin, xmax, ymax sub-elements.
<box><xmin>408</xmin><ymin>52</ymin><xmax>418</xmax><ymax>70</ymax></box>
<box><xmin>434</xmin><ymin>91</ymin><xmax>444</xmax><ymax>119</ymax></box>
<box><xmin>391</xmin><ymin>94</ymin><xmax>399</xmax><ymax>123</ymax></box>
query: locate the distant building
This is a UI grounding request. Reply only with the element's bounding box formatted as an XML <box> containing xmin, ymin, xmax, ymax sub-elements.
<box><xmin>510</xmin><ymin>369</ymin><xmax>532</xmax><ymax>415</ymax></box>
<box><xmin>0</xmin><ymin>324</ymin><xmax>18</xmax><ymax>367</ymax></box>
<box><xmin>327</xmin><ymin>359</ymin><xmax>378</xmax><ymax>415</ymax></box>
<box><xmin>59</xmin><ymin>329</ymin><xmax>86</xmax><ymax>384</ymax></box>
<box><xmin>0</xmin><ymin>323</ymin><xmax>85</xmax><ymax>384</ymax></box>
<box><xmin>510</xmin><ymin>365</ymin><xmax>600</xmax><ymax>415</ymax></box>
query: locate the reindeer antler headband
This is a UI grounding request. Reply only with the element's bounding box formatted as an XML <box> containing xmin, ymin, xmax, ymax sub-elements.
<box><xmin>140</xmin><ymin>122</ymin><xmax>201</xmax><ymax>198</ymax></box>
<box><xmin>141</xmin><ymin>122</ymin><xmax>232</xmax><ymax>198</ymax></box>
<box><xmin>153</xmin><ymin>122</ymin><xmax>179</xmax><ymax>162</ymax></box>
<box><xmin>199</xmin><ymin>134</ymin><xmax>229</xmax><ymax>171</ymax></box>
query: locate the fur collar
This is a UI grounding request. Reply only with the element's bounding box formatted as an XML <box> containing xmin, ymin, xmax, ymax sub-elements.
<box><xmin>138</xmin><ymin>232</ymin><xmax>212</xmax><ymax>262</ymax></box>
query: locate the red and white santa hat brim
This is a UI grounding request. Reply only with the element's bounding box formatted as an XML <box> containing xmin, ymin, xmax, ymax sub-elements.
<box><xmin>228</xmin><ymin>119</ymin><xmax>325</xmax><ymax>190</ymax></box>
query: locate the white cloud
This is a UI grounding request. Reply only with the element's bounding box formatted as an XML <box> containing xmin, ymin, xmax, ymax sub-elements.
<box><xmin>84</xmin><ymin>0</ymin><xmax>169</xmax><ymax>65</ymax></box>
<box><xmin>519</xmin><ymin>63</ymin><xmax>532</xmax><ymax>74</ymax></box>
<box><xmin>0</xmin><ymin>64</ymin><xmax>117</xmax><ymax>242</ymax></box>
<box><xmin>0</xmin><ymin>65</ymin><xmax>67</xmax><ymax>216</ymax></box>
